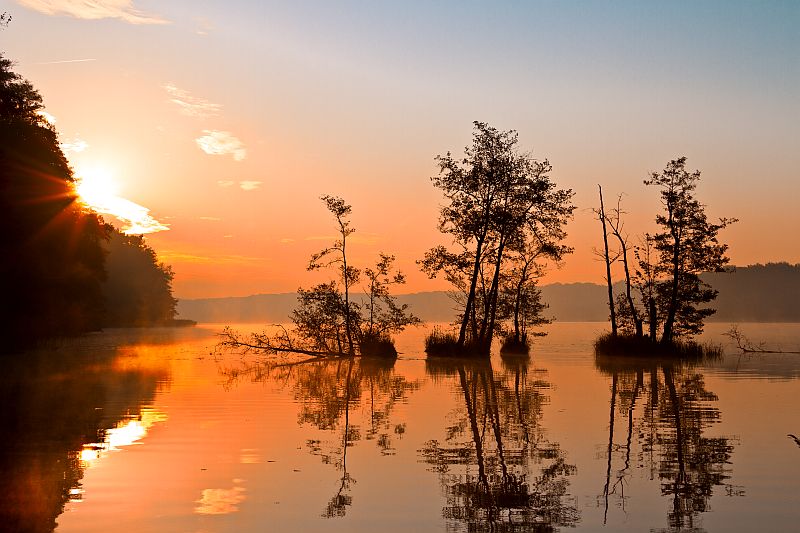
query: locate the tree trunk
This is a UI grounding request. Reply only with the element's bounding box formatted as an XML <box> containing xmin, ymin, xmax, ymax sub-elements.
<box><xmin>662</xmin><ymin>226</ymin><xmax>682</xmax><ymax>343</ymax></box>
<box><xmin>342</xmin><ymin>229</ymin><xmax>354</xmax><ymax>354</ymax></box>
<box><xmin>482</xmin><ymin>236</ymin><xmax>507</xmax><ymax>352</ymax></box>
<box><xmin>599</xmin><ymin>186</ymin><xmax>617</xmax><ymax>336</ymax></box>
<box><xmin>458</xmin><ymin>236</ymin><xmax>484</xmax><ymax>347</ymax></box>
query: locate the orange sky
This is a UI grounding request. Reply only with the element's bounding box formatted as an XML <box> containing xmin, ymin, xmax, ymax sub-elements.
<box><xmin>3</xmin><ymin>1</ymin><xmax>798</xmax><ymax>297</ymax></box>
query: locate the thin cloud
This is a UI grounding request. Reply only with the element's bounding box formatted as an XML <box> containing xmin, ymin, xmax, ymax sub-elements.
<box><xmin>36</xmin><ymin>58</ymin><xmax>96</xmax><ymax>65</ymax></box>
<box><xmin>157</xmin><ymin>252</ymin><xmax>266</xmax><ymax>266</ymax></box>
<box><xmin>60</xmin><ymin>137</ymin><xmax>89</xmax><ymax>153</ymax></box>
<box><xmin>196</xmin><ymin>130</ymin><xmax>246</xmax><ymax>161</ymax></box>
<box><xmin>194</xmin><ymin>16</ymin><xmax>213</xmax><ymax>36</ymax></box>
<box><xmin>17</xmin><ymin>1</ymin><xmax>169</xmax><ymax>25</ymax></box>
<box><xmin>198</xmin><ymin>216</ymin><xmax>221</xmax><ymax>221</ymax></box>
<box><xmin>163</xmin><ymin>83</ymin><xmax>221</xmax><ymax>118</ymax></box>
<box><xmin>217</xmin><ymin>180</ymin><xmax>235</xmax><ymax>188</ymax></box>
<box><xmin>239</xmin><ymin>181</ymin><xmax>261</xmax><ymax>191</ymax></box>
<box><xmin>91</xmin><ymin>196</ymin><xmax>169</xmax><ymax>235</ymax></box>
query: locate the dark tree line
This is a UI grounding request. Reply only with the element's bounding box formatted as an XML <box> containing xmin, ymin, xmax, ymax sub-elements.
<box><xmin>597</xmin><ymin>158</ymin><xmax>735</xmax><ymax>346</ymax></box>
<box><xmin>0</xmin><ymin>53</ymin><xmax>178</xmax><ymax>350</ymax></box>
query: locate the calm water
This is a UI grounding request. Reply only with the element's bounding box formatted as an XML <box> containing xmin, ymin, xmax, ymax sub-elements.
<box><xmin>3</xmin><ymin>323</ymin><xmax>800</xmax><ymax>532</ymax></box>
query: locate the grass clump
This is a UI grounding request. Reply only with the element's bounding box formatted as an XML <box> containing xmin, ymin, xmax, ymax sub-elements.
<box><xmin>359</xmin><ymin>332</ymin><xmax>398</xmax><ymax>358</ymax></box>
<box><xmin>424</xmin><ymin>328</ymin><xmax>461</xmax><ymax>357</ymax></box>
<box><xmin>424</xmin><ymin>328</ymin><xmax>490</xmax><ymax>357</ymax></box>
<box><xmin>593</xmin><ymin>333</ymin><xmax>721</xmax><ymax>360</ymax></box>
<box><xmin>499</xmin><ymin>335</ymin><xmax>530</xmax><ymax>355</ymax></box>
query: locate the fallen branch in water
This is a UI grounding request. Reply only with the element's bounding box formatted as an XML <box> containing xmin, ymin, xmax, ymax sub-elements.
<box><xmin>217</xmin><ymin>325</ymin><xmax>356</xmax><ymax>359</ymax></box>
<box><xmin>724</xmin><ymin>325</ymin><xmax>800</xmax><ymax>354</ymax></box>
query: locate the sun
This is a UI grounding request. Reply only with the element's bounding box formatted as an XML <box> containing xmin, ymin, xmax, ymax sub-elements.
<box><xmin>75</xmin><ymin>165</ymin><xmax>120</xmax><ymax>210</ymax></box>
<box><xmin>73</xmin><ymin>164</ymin><xmax>169</xmax><ymax>235</ymax></box>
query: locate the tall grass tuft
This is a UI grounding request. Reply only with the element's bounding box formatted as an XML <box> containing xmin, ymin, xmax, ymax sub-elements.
<box><xmin>593</xmin><ymin>333</ymin><xmax>721</xmax><ymax>360</ymax></box>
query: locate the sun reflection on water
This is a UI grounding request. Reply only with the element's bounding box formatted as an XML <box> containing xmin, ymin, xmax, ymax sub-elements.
<box><xmin>78</xmin><ymin>407</ymin><xmax>167</xmax><ymax>467</ymax></box>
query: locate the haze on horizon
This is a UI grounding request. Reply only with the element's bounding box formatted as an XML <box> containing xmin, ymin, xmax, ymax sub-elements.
<box><xmin>2</xmin><ymin>0</ymin><xmax>798</xmax><ymax>298</ymax></box>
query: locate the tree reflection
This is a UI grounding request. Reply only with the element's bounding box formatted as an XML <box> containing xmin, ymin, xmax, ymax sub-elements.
<box><xmin>221</xmin><ymin>356</ymin><xmax>419</xmax><ymax>518</ymax></box>
<box><xmin>421</xmin><ymin>356</ymin><xmax>578</xmax><ymax>532</ymax></box>
<box><xmin>0</xmin><ymin>340</ymin><xmax>169</xmax><ymax>532</ymax></box>
<box><xmin>595</xmin><ymin>355</ymin><xmax>739</xmax><ymax>531</ymax></box>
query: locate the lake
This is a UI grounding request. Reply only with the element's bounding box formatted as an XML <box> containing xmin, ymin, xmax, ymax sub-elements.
<box><xmin>3</xmin><ymin>322</ymin><xmax>799</xmax><ymax>532</ymax></box>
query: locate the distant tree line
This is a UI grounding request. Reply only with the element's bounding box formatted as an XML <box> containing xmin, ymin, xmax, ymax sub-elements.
<box><xmin>0</xmin><ymin>53</ymin><xmax>177</xmax><ymax>351</ymax></box>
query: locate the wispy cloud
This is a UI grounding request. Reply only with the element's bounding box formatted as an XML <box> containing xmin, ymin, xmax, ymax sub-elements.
<box><xmin>194</xmin><ymin>16</ymin><xmax>213</xmax><ymax>36</ymax></box>
<box><xmin>60</xmin><ymin>137</ymin><xmax>89</xmax><ymax>153</ymax></box>
<box><xmin>217</xmin><ymin>180</ymin><xmax>235</xmax><ymax>188</ymax></box>
<box><xmin>163</xmin><ymin>84</ymin><xmax>221</xmax><ymax>118</ymax></box>
<box><xmin>196</xmin><ymin>130</ymin><xmax>246</xmax><ymax>161</ymax></box>
<box><xmin>36</xmin><ymin>58</ymin><xmax>96</xmax><ymax>65</ymax></box>
<box><xmin>198</xmin><ymin>216</ymin><xmax>221</xmax><ymax>221</ymax></box>
<box><xmin>157</xmin><ymin>252</ymin><xmax>266</xmax><ymax>266</ymax></box>
<box><xmin>88</xmin><ymin>195</ymin><xmax>169</xmax><ymax>234</ymax></box>
<box><xmin>17</xmin><ymin>1</ymin><xmax>168</xmax><ymax>25</ymax></box>
<box><xmin>279</xmin><ymin>238</ymin><xmax>295</xmax><ymax>244</ymax></box>
<box><xmin>239</xmin><ymin>181</ymin><xmax>261</xmax><ymax>191</ymax></box>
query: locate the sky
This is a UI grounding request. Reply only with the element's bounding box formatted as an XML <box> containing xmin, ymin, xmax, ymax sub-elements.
<box><xmin>1</xmin><ymin>0</ymin><xmax>798</xmax><ymax>298</ymax></box>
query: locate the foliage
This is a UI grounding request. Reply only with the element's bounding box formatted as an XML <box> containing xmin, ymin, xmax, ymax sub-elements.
<box><xmin>224</xmin><ymin>196</ymin><xmax>418</xmax><ymax>357</ymax></box>
<box><xmin>101</xmin><ymin>228</ymin><xmax>177</xmax><ymax>326</ymax></box>
<box><xmin>420</xmin><ymin>122</ymin><xmax>574</xmax><ymax>355</ymax></box>
<box><xmin>644</xmin><ymin>157</ymin><xmax>736</xmax><ymax>341</ymax></box>
<box><xmin>599</xmin><ymin>158</ymin><xmax>735</xmax><ymax>344</ymax></box>
<box><xmin>0</xmin><ymin>53</ymin><xmax>107</xmax><ymax>346</ymax></box>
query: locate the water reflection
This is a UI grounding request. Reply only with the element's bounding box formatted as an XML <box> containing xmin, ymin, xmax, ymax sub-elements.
<box><xmin>595</xmin><ymin>355</ymin><xmax>739</xmax><ymax>531</ymax></box>
<box><xmin>0</xmin><ymin>335</ymin><xmax>170</xmax><ymax>532</ymax></box>
<box><xmin>221</xmin><ymin>355</ymin><xmax>419</xmax><ymax>518</ymax></box>
<box><xmin>421</xmin><ymin>356</ymin><xmax>578</xmax><ymax>532</ymax></box>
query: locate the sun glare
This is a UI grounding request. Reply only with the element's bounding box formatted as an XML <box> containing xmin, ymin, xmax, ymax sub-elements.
<box><xmin>74</xmin><ymin>165</ymin><xmax>169</xmax><ymax>235</ymax></box>
<box><xmin>75</xmin><ymin>165</ymin><xmax>120</xmax><ymax>207</ymax></box>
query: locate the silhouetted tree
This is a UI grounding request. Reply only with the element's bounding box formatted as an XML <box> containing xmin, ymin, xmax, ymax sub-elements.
<box><xmin>645</xmin><ymin>158</ymin><xmax>735</xmax><ymax>342</ymax></box>
<box><xmin>221</xmin><ymin>196</ymin><xmax>417</xmax><ymax>357</ymax></box>
<box><xmin>361</xmin><ymin>253</ymin><xmax>420</xmax><ymax>353</ymax></box>
<box><xmin>101</xmin><ymin>227</ymin><xmax>177</xmax><ymax>326</ymax></box>
<box><xmin>0</xmin><ymin>53</ymin><xmax>107</xmax><ymax>347</ymax></box>
<box><xmin>309</xmin><ymin>195</ymin><xmax>360</xmax><ymax>354</ymax></box>
<box><xmin>421</xmin><ymin>122</ymin><xmax>574</xmax><ymax>354</ymax></box>
<box><xmin>598</xmin><ymin>185</ymin><xmax>618</xmax><ymax>336</ymax></box>
<box><xmin>498</xmin><ymin>247</ymin><xmax>550</xmax><ymax>353</ymax></box>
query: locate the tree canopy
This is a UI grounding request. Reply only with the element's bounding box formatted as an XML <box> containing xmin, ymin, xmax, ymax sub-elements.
<box><xmin>0</xmin><ymin>53</ymin><xmax>107</xmax><ymax>345</ymax></box>
<box><xmin>0</xmin><ymin>53</ymin><xmax>178</xmax><ymax>349</ymax></box>
<box><xmin>421</xmin><ymin>122</ymin><xmax>574</xmax><ymax>354</ymax></box>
